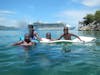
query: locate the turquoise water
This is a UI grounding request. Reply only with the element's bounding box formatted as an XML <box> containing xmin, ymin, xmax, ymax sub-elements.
<box><xmin>0</xmin><ymin>30</ymin><xmax>100</xmax><ymax>75</ymax></box>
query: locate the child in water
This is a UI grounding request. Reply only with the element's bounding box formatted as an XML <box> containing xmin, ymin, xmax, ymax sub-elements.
<box><xmin>41</xmin><ymin>32</ymin><xmax>54</xmax><ymax>41</ymax></box>
<box><xmin>45</xmin><ymin>32</ymin><xmax>54</xmax><ymax>41</ymax></box>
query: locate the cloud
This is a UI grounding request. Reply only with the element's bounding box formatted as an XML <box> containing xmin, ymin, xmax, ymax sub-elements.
<box><xmin>0</xmin><ymin>10</ymin><xmax>15</xmax><ymax>16</ymax></box>
<box><xmin>82</xmin><ymin>0</ymin><xmax>100</xmax><ymax>7</ymax></box>
<box><xmin>0</xmin><ymin>17</ymin><xmax>17</xmax><ymax>27</ymax></box>
<box><xmin>0</xmin><ymin>17</ymin><xmax>28</xmax><ymax>28</ymax></box>
<box><xmin>59</xmin><ymin>10</ymin><xmax>94</xmax><ymax>19</ymax></box>
<box><xmin>0</xmin><ymin>10</ymin><xmax>29</xmax><ymax>27</ymax></box>
<box><xmin>0</xmin><ymin>10</ymin><xmax>18</xmax><ymax>27</ymax></box>
<box><xmin>56</xmin><ymin>9</ymin><xmax>95</xmax><ymax>25</ymax></box>
<box><xmin>72</xmin><ymin>0</ymin><xmax>100</xmax><ymax>7</ymax></box>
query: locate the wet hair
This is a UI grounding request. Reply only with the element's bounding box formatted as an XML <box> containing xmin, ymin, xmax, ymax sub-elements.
<box><xmin>63</xmin><ymin>26</ymin><xmax>69</xmax><ymax>34</ymax></box>
<box><xmin>24</xmin><ymin>33</ymin><xmax>30</xmax><ymax>37</ymax></box>
<box><xmin>28</xmin><ymin>24</ymin><xmax>34</xmax><ymax>28</ymax></box>
<box><xmin>24</xmin><ymin>39</ymin><xmax>31</xmax><ymax>43</ymax></box>
<box><xmin>24</xmin><ymin>33</ymin><xmax>31</xmax><ymax>43</ymax></box>
<box><xmin>46</xmin><ymin>32</ymin><xmax>51</xmax><ymax>39</ymax></box>
<box><xmin>64</xmin><ymin>26</ymin><xmax>68</xmax><ymax>30</ymax></box>
<box><xmin>46</xmin><ymin>32</ymin><xmax>51</xmax><ymax>36</ymax></box>
<box><xmin>28</xmin><ymin>25</ymin><xmax>34</xmax><ymax>37</ymax></box>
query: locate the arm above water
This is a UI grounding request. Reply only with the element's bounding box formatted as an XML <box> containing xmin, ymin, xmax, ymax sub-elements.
<box><xmin>34</xmin><ymin>32</ymin><xmax>42</xmax><ymax>41</ymax></box>
<box><xmin>71</xmin><ymin>33</ymin><xmax>83</xmax><ymax>41</ymax></box>
<box><xmin>21</xmin><ymin>42</ymin><xmax>36</xmax><ymax>46</ymax></box>
<box><xmin>12</xmin><ymin>41</ymin><xmax>23</xmax><ymax>46</ymax></box>
<box><xmin>57</xmin><ymin>35</ymin><xmax>63</xmax><ymax>40</ymax></box>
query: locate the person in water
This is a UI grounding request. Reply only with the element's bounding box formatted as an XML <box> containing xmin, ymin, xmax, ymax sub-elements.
<box><xmin>13</xmin><ymin>34</ymin><xmax>35</xmax><ymax>46</ymax></box>
<box><xmin>41</xmin><ymin>32</ymin><xmax>54</xmax><ymax>41</ymax></box>
<box><xmin>20</xmin><ymin>25</ymin><xmax>41</xmax><ymax>43</ymax></box>
<box><xmin>46</xmin><ymin>32</ymin><xmax>54</xmax><ymax>41</ymax></box>
<box><xmin>28</xmin><ymin>25</ymin><xmax>41</xmax><ymax>41</ymax></box>
<box><xmin>58</xmin><ymin>27</ymin><xmax>83</xmax><ymax>41</ymax></box>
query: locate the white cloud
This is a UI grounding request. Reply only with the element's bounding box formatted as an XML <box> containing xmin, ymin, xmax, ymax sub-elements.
<box><xmin>56</xmin><ymin>9</ymin><xmax>95</xmax><ymax>25</ymax></box>
<box><xmin>0</xmin><ymin>10</ymin><xmax>29</xmax><ymax>28</ymax></box>
<box><xmin>59</xmin><ymin>10</ymin><xmax>94</xmax><ymax>19</ymax></box>
<box><xmin>0</xmin><ymin>10</ymin><xmax>15</xmax><ymax>16</ymax></box>
<box><xmin>72</xmin><ymin>0</ymin><xmax>100</xmax><ymax>7</ymax></box>
<box><xmin>0</xmin><ymin>17</ymin><xmax>28</xmax><ymax>28</ymax></box>
<box><xmin>0</xmin><ymin>17</ymin><xmax>17</xmax><ymax>27</ymax></box>
<box><xmin>82</xmin><ymin>0</ymin><xmax>100</xmax><ymax>7</ymax></box>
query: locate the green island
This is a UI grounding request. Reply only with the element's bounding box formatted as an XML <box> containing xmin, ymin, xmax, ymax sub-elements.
<box><xmin>78</xmin><ymin>10</ymin><xmax>100</xmax><ymax>31</ymax></box>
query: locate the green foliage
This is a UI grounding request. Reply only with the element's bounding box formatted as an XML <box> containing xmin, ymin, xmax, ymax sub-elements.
<box><xmin>83</xmin><ymin>14</ymin><xmax>94</xmax><ymax>25</ymax></box>
<box><xmin>95</xmin><ymin>10</ymin><xmax>100</xmax><ymax>23</ymax></box>
<box><xmin>82</xmin><ymin>10</ymin><xmax>100</xmax><ymax>25</ymax></box>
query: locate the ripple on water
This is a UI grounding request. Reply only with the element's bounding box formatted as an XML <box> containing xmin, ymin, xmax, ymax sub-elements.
<box><xmin>0</xmin><ymin>30</ymin><xmax>100</xmax><ymax>75</ymax></box>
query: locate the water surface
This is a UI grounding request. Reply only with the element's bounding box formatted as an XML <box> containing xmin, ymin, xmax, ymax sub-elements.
<box><xmin>0</xmin><ymin>30</ymin><xmax>100</xmax><ymax>75</ymax></box>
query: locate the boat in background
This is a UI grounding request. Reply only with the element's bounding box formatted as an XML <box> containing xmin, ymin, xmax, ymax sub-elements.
<box><xmin>32</xmin><ymin>22</ymin><xmax>75</xmax><ymax>30</ymax></box>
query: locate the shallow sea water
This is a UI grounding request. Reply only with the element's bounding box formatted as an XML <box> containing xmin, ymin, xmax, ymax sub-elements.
<box><xmin>0</xmin><ymin>30</ymin><xmax>100</xmax><ymax>75</ymax></box>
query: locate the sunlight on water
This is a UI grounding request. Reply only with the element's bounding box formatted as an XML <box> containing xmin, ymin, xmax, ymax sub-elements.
<box><xmin>0</xmin><ymin>30</ymin><xmax>100</xmax><ymax>75</ymax></box>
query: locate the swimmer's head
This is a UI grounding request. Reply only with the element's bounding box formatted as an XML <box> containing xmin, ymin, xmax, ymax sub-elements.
<box><xmin>24</xmin><ymin>34</ymin><xmax>31</xmax><ymax>43</ymax></box>
<box><xmin>28</xmin><ymin>24</ymin><xmax>34</xmax><ymax>29</ymax></box>
<box><xmin>28</xmin><ymin>25</ymin><xmax>35</xmax><ymax>38</ymax></box>
<box><xmin>63</xmin><ymin>26</ymin><xmax>68</xmax><ymax>34</ymax></box>
<box><xmin>28</xmin><ymin>24</ymin><xmax>35</xmax><ymax>32</ymax></box>
<box><xmin>46</xmin><ymin>32</ymin><xmax>51</xmax><ymax>39</ymax></box>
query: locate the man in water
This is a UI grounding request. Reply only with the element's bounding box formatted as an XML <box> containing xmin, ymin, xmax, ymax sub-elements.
<box><xmin>13</xmin><ymin>34</ymin><xmax>35</xmax><ymax>46</ymax></box>
<box><xmin>58</xmin><ymin>27</ymin><xmax>83</xmax><ymax>41</ymax></box>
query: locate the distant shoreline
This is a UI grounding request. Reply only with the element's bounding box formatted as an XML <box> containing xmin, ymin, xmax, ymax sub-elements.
<box><xmin>0</xmin><ymin>25</ymin><xmax>18</xmax><ymax>30</ymax></box>
<box><xmin>78</xmin><ymin>24</ymin><xmax>100</xmax><ymax>31</ymax></box>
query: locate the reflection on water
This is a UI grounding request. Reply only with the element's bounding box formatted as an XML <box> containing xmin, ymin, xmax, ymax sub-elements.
<box><xmin>0</xmin><ymin>30</ymin><xmax>100</xmax><ymax>75</ymax></box>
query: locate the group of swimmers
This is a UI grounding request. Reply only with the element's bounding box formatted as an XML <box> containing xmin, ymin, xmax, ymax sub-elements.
<box><xmin>13</xmin><ymin>25</ymin><xmax>83</xmax><ymax>46</ymax></box>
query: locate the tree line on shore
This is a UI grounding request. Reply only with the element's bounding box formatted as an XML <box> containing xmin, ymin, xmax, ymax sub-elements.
<box><xmin>78</xmin><ymin>10</ymin><xmax>100</xmax><ymax>31</ymax></box>
<box><xmin>80</xmin><ymin>10</ymin><xmax>100</xmax><ymax>26</ymax></box>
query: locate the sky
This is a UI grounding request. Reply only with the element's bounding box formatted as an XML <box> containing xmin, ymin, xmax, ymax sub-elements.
<box><xmin>0</xmin><ymin>0</ymin><xmax>100</xmax><ymax>27</ymax></box>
